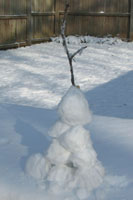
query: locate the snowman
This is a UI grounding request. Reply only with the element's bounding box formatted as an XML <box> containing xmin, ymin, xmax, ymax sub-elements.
<box><xmin>26</xmin><ymin>86</ymin><xmax>104</xmax><ymax>199</ymax></box>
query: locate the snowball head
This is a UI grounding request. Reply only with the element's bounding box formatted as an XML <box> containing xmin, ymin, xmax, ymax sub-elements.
<box><xmin>25</xmin><ymin>153</ymin><xmax>50</xmax><ymax>180</ymax></box>
<box><xmin>58</xmin><ymin>86</ymin><xmax>92</xmax><ymax>126</ymax></box>
<box><xmin>46</xmin><ymin>139</ymin><xmax>70</xmax><ymax>165</ymax></box>
<box><xmin>59</xmin><ymin>126</ymin><xmax>91</xmax><ymax>152</ymax></box>
<box><xmin>48</xmin><ymin>120</ymin><xmax>70</xmax><ymax>138</ymax></box>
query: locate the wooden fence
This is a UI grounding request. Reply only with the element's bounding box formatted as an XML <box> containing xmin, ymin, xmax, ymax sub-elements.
<box><xmin>0</xmin><ymin>0</ymin><xmax>133</xmax><ymax>49</ymax></box>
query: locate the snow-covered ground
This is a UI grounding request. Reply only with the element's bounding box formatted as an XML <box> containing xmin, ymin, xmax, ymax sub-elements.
<box><xmin>0</xmin><ymin>36</ymin><xmax>133</xmax><ymax>199</ymax></box>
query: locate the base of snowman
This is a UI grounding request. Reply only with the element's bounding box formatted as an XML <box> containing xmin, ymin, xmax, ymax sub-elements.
<box><xmin>26</xmin><ymin>86</ymin><xmax>105</xmax><ymax>200</ymax></box>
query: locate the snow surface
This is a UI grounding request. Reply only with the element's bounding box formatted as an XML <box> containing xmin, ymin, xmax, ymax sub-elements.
<box><xmin>0</xmin><ymin>35</ymin><xmax>133</xmax><ymax>199</ymax></box>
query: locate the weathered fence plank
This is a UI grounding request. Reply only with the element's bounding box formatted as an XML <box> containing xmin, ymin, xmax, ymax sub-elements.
<box><xmin>0</xmin><ymin>0</ymin><xmax>133</xmax><ymax>49</ymax></box>
<box><xmin>27</xmin><ymin>0</ymin><xmax>32</xmax><ymax>45</ymax></box>
<box><xmin>32</xmin><ymin>0</ymin><xmax>55</xmax><ymax>42</ymax></box>
<box><xmin>130</xmin><ymin>0</ymin><xmax>133</xmax><ymax>40</ymax></box>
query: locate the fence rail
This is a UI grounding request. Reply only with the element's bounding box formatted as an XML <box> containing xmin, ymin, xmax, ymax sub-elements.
<box><xmin>0</xmin><ymin>0</ymin><xmax>133</xmax><ymax>49</ymax></box>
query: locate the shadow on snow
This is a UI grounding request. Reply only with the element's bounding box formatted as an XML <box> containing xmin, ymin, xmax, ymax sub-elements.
<box><xmin>86</xmin><ymin>71</ymin><xmax>133</xmax><ymax>119</ymax></box>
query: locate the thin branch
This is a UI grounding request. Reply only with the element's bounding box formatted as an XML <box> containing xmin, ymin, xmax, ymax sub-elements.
<box><xmin>61</xmin><ymin>0</ymin><xmax>87</xmax><ymax>86</ymax></box>
<box><xmin>71</xmin><ymin>46</ymin><xmax>87</xmax><ymax>61</ymax></box>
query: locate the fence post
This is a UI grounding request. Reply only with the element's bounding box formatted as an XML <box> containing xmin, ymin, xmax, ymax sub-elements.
<box><xmin>130</xmin><ymin>0</ymin><xmax>133</xmax><ymax>40</ymax></box>
<box><xmin>27</xmin><ymin>0</ymin><xmax>32</xmax><ymax>45</ymax></box>
<box><xmin>54</xmin><ymin>0</ymin><xmax>60</xmax><ymax>36</ymax></box>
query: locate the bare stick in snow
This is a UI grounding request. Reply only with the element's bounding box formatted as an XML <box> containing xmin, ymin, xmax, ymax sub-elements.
<box><xmin>61</xmin><ymin>1</ymin><xmax>87</xmax><ymax>86</ymax></box>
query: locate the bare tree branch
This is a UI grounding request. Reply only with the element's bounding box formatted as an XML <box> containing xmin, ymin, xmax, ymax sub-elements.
<box><xmin>61</xmin><ymin>0</ymin><xmax>87</xmax><ymax>86</ymax></box>
<box><xmin>71</xmin><ymin>46</ymin><xmax>87</xmax><ymax>61</ymax></box>
<box><xmin>61</xmin><ymin>1</ymin><xmax>75</xmax><ymax>86</ymax></box>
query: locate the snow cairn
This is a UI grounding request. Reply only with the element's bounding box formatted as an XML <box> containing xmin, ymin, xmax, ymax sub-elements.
<box><xmin>26</xmin><ymin>86</ymin><xmax>104</xmax><ymax>199</ymax></box>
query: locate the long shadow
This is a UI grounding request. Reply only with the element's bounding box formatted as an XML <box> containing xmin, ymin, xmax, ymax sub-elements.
<box><xmin>86</xmin><ymin>71</ymin><xmax>133</xmax><ymax>119</ymax></box>
<box><xmin>85</xmin><ymin>71</ymin><xmax>133</xmax><ymax>177</ymax></box>
<box><xmin>90</xmin><ymin>131</ymin><xmax>133</xmax><ymax>177</ymax></box>
<box><xmin>15</xmin><ymin>119</ymin><xmax>50</xmax><ymax>170</ymax></box>
<box><xmin>7</xmin><ymin>104</ymin><xmax>57</xmax><ymax>170</ymax></box>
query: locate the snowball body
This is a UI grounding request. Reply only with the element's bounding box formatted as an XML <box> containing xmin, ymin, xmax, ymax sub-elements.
<box><xmin>59</xmin><ymin>126</ymin><xmax>90</xmax><ymax>152</ymax></box>
<box><xmin>47</xmin><ymin>165</ymin><xmax>74</xmax><ymax>185</ymax></box>
<box><xmin>46</xmin><ymin>139</ymin><xmax>70</xmax><ymax>165</ymax></box>
<box><xmin>25</xmin><ymin>153</ymin><xmax>50</xmax><ymax>179</ymax></box>
<box><xmin>48</xmin><ymin>120</ymin><xmax>70</xmax><ymax>138</ymax></box>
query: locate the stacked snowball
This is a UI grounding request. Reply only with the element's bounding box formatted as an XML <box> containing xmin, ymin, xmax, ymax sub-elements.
<box><xmin>26</xmin><ymin>86</ymin><xmax>104</xmax><ymax>199</ymax></box>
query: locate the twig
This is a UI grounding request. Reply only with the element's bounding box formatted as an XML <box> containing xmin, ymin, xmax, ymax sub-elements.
<box><xmin>61</xmin><ymin>0</ymin><xmax>87</xmax><ymax>86</ymax></box>
<box><xmin>71</xmin><ymin>46</ymin><xmax>87</xmax><ymax>61</ymax></box>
